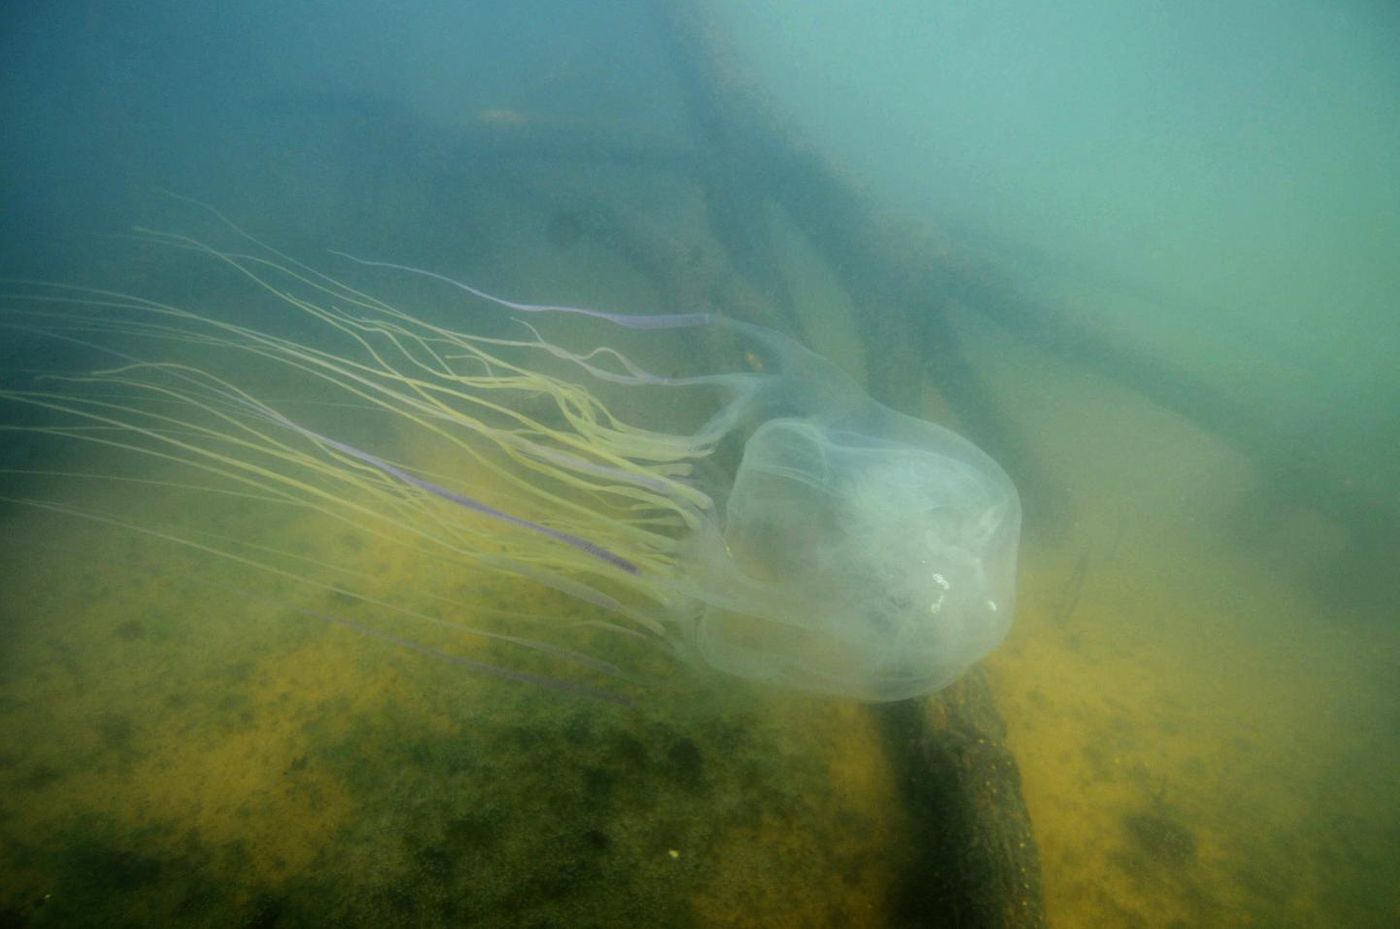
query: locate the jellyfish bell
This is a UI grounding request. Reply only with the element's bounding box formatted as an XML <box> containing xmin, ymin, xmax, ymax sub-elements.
<box><xmin>0</xmin><ymin>228</ymin><xmax>1020</xmax><ymax>704</ymax></box>
<box><xmin>695</xmin><ymin>414</ymin><xmax>1020</xmax><ymax>701</ymax></box>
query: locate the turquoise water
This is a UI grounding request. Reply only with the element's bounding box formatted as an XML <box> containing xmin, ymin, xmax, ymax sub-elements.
<box><xmin>2</xmin><ymin>3</ymin><xmax>1396</xmax><ymax>927</ymax></box>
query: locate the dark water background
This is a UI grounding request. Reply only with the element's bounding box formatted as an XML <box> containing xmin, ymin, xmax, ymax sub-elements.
<box><xmin>1</xmin><ymin>2</ymin><xmax>1396</xmax><ymax>927</ymax></box>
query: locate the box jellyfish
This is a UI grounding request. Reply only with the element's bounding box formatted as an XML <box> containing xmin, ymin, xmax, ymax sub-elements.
<box><xmin>1</xmin><ymin>229</ymin><xmax>1020</xmax><ymax>702</ymax></box>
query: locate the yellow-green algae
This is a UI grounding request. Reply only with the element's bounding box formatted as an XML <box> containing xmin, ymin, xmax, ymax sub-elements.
<box><xmin>0</xmin><ymin>474</ymin><xmax>909</xmax><ymax>927</ymax></box>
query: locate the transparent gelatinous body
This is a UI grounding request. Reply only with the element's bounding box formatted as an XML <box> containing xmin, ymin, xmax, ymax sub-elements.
<box><xmin>700</xmin><ymin>416</ymin><xmax>1018</xmax><ymax>700</ymax></box>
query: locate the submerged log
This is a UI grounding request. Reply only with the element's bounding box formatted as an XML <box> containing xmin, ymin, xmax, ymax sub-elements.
<box><xmin>645</xmin><ymin>0</ymin><xmax>1058</xmax><ymax>526</ymax></box>
<box><xmin>879</xmin><ymin>670</ymin><xmax>1048</xmax><ymax>929</ymax></box>
<box><xmin>646</xmin><ymin>0</ymin><xmax>1394</xmax><ymax>554</ymax></box>
<box><xmin>649</xmin><ymin>8</ymin><xmax>1047</xmax><ymax>928</ymax></box>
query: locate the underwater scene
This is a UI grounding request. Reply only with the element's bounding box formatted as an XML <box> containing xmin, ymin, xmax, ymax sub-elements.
<box><xmin>0</xmin><ymin>2</ymin><xmax>1396</xmax><ymax>928</ymax></box>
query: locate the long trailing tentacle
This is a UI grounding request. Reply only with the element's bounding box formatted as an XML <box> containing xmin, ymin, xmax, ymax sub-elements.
<box><xmin>1</xmin><ymin>226</ymin><xmax>751</xmax><ymax>681</ymax></box>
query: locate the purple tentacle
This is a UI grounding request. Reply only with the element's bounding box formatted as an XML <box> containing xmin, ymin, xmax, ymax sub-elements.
<box><xmin>329</xmin><ymin>251</ymin><xmax>717</xmax><ymax>330</ymax></box>
<box><xmin>265</xmin><ymin>411</ymin><xmax>639</xmax><ymax>575</ymax></box>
